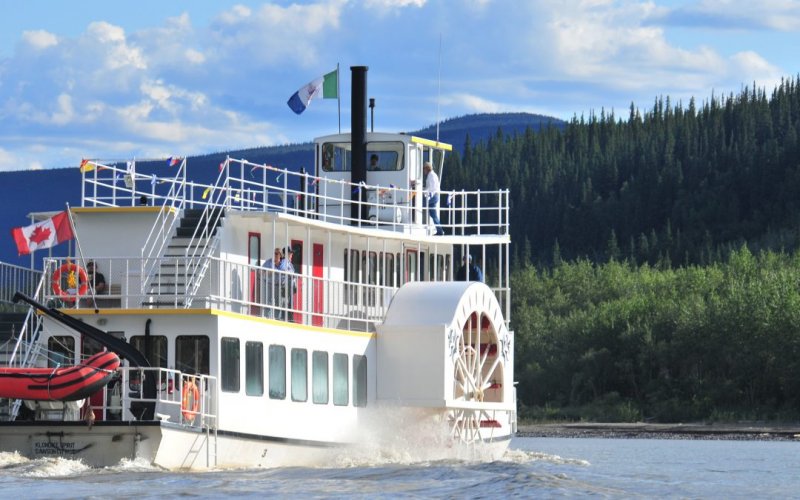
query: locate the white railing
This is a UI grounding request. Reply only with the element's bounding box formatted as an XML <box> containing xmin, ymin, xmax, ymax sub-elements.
<box><xmin>183</xmin><ymin>159</ymin><xmax>230</xmax><ymax>306</ymax></box>
<box><xmin>42</xmin><ymin>256</ymin><xmax>511</xmax><ymax>331</ymax></box>
<box><xmin>18</xmin><ymin>364</ymin><xmax>217</xmax><ymax>427</ymax></box>
<box><xmin>140</xmin><ymin>158</ymin><xmax>189</xmax><ymax>295</ymax></box>
<box><xmin>0</xmin><ymin>262</ymin><xmax>43</xmax><ymax>306</ymax></box>
<box><xmin>80</xmin><ymin>157</ymin><xmax>510</xmax><ymax>237</ymax></box>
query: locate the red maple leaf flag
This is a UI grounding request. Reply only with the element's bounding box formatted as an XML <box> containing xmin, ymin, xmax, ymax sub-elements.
<box><xmin>11</xmin><ymin>211</ymin><xmax>75</xmax><ymax>255</ymax></box>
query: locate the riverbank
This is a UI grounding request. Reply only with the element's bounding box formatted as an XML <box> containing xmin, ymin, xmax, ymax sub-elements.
<box><xmin>517</xmin><ymin>422</ymin><xmax>800</xmax><ymax>441</ymax></box>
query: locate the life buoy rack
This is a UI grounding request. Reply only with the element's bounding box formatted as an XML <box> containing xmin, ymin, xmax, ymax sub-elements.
<box><xmin>51</xmin><ymin>263</ymin><xmax>88</xmax><ymax>302</ymax></box>
<box><xmin>181</xmin><ymin>379</ymin><xmax>200</xmax><ymax>422</ymax></box>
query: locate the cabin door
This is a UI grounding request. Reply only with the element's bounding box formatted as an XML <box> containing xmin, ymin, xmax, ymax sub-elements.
<box><xmin>290</xmin><ymin>239</ymin><xmax>304</xmax><ymax>323</ymax></box>
<box><xmin>312</xmin><ymin>243</ymin><xmax>324</xmax><ymax>327</ymax></box>
<box><xmin>248</xmin><ymin>232</ymin><xmax>261</xmax><ymax>315</ymax></box>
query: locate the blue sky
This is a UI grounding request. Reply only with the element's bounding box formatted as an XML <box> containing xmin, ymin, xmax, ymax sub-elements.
<box><xmin>0</xmin><ymin>0</ymin><xmax>798</xmax><ymax>171</ymax></box>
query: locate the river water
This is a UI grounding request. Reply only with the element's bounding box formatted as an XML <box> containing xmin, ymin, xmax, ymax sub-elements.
<box><xmin>1</xmin><ymin>436</ymin><xmax>797</xmax><ymax>498</ymax></box>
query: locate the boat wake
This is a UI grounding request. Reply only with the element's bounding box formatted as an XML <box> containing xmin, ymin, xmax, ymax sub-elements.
<box><xmin>0</xmin><ymin>451</ymin><xmax>90</xmax><ymax>477</ymax></box>
<box><xmin>499</xmin><ymin>448</ymin><xmax>591</xmax><ymax>466</ymax></box>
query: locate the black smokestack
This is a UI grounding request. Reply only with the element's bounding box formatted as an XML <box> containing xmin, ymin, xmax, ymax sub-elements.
<box><xmin>351</xmin><ymin>65</ymin><xmax>368</xmax><ymax>223</ymax></box>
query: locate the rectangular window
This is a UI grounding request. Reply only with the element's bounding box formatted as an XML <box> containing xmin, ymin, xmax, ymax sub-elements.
<box><xmin>130</xmin><ymin>335</ymin><xmax>168</xmax><ymax>368</ymax></box>
<box><xmin>268</xmin><ymin>344</ymin><xmax>286</xmax><ymax>399</ymax></box>
<box><xmin>48</xmin><ymin>336</ymin><xmax>75</xmax><ymax>368</ymax></box>
<box><xmin>291</xmin><ymin>348</ymin><xmax>308</xmax><ymax>402</ymax></box>
<box><xmin>245</xmin><ymin>341</ymin><xmax>264</xmax><ymax>396</ymax></box>
<box><xmin>221</xmin><ymin>337</ymin><xmax>240</xmax><ymax>393</ymax></box>
<box><xmin>312</xmin><ymin>351</ymin><xmax>329</xmax><ymax>404</ymax></box>
<box><xmin>176</xmin><ymin>335</ymin><xmax>210</xmax><ymax>375</ymax></box>
<box><xmin>353</xmin><ymin>354</ymin><xmax>368</xmax><ymax>407</ymax></box>
<box><xmin>321</xmin><ymin>142</ymin><xmax>352</xmax><ymax>172</ymax></box>
<box><xmin>345</xmin><ymin>248</ymin><xmax>360</xmax><ymax>305</ymax></box>
<box><xmin>366</xmin><ymin>142</ymin><xmax>405</xmax><ymax>171</ymax></box>
<box><xmin>333</xmin><ymin>353</ymin><xmax>349</xmax><ymax>406</ymax></box>
<box><xmin>386</xmin><ymin>252</ymin><xmax>396</xmax><ymax>287</ymax></box>
<box><xmin>406</xmin><ymin>250</ymin><xmax>417</xmax><ymax>283</ymax></box>
<box><xmin>364</xmin><ymin>251</ymin><xmax>377</xmax><ymax>306</ymax></box>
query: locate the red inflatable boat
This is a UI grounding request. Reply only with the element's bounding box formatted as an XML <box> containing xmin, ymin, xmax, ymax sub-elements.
<box><xmin>0</xmin><ymin>351</ymin><xmax>120</xmax><ymax>401</ymax></box>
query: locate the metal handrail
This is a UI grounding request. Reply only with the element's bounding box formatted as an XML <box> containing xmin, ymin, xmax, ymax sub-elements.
<box><xmin>80</xmin><ymin>157</ymin><xmax>510</xmax><ymax>237</ymax></box>
<box><xmin>140</xmin><ymin>158</ymin><xmax>189</xmax><ymax>294</ymax></box>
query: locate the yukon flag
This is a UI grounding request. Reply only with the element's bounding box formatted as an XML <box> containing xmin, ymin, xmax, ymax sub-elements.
<box><xmin>11</xmin><ymin>211</ymin><xmax>74</xmax><ymax>255</ymax></box>
<box><xmin>287</xmin><ymin>69</ymin><xmax>338</xmax><ymax>115</ymax></box>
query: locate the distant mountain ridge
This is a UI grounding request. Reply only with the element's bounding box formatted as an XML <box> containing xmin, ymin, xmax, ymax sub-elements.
<box><xmin>0</xmin><ymin>112</ymin><xmax>559</xmax><ymax>267</ymax></box>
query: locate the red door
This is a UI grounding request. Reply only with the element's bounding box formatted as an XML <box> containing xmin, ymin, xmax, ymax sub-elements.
<box><xmin>312</xmin><ymin>243</ymin><xmax>324</xmax><ymax>326</ymax></box>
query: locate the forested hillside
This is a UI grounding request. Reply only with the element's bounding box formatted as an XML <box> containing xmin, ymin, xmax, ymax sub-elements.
<box><xmin>512</xmin><ymin>248</ymin><xmax>800</xmax><ymax>422</ymax></box>
<box><xmin>444</xmin><ymin>77</ymin><xmax>800</xmax><ymax>269</ymax></box>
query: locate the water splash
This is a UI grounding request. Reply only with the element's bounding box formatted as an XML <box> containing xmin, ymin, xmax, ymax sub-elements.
<box><xmin>0</xmin><ymin>452</ymin><xmax>91</xmax><ymax>478</ymax></box>
<box><xmin>500</xmin><ymin>448</ymin><xmax>591</xmax><ymax>466</ymax></box>
<box><xmin>327</xmin><ymin>407</ymin><xmax>506</xmax><ymax>467</ymax></box>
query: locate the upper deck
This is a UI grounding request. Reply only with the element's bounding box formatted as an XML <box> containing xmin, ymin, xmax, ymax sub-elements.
<box><xmin>79</xmin><ymin>133</ymin><xmax>509</xmax><ymax>239</ymax></box>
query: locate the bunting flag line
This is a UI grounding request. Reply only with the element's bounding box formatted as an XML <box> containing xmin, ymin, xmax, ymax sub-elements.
<box><xmin>79</xmin><ymin>159</ymin><xmax>95</xmax><ymax>173</ymax></box>
<box><xmin>167</xmin><ymin>156</ymin><xmax>181</xmax><ymax>167</ymax></box>
<box><xmin>202</xmin><ymin>187</ymin><xmax>212</xmax><ymax>200</ymax></box>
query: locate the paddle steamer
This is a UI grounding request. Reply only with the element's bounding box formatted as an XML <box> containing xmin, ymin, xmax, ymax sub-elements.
<box><xmin>0</xmin><ymin>67</ymin><xmax>515</xmax><ymax>469</ymax></box>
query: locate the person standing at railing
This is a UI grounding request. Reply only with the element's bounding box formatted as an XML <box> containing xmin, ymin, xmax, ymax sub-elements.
<box><xmin>262</xmin><ymin>247</ymin><xmax>296</xmax><ymax>321</ymax></box>
<box><xmin>279</xmin><ymin>246</ymin><xmax>297</xmax><ymax>322</ymax></box>
<box><xmin>423</xmin><ymin>162</ymin><xmax>444</xmax><ymax>236</ymax></box>
<box><xmin>456</xmin><ymin>255</ymin><xmax>483</xmax><ymax>282</ymax></box>
<box><xmin>262</xmin><ymin>248</ymin><xmax>283</xmax><ymax>318</ymax></box>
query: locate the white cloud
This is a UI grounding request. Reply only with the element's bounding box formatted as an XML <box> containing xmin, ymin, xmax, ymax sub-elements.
<box><xmin>21</xmin><ymin>30</ymin><xmax>58</xmax><ymax>50</ymax></box>
<box><xmin>209</xmin><ymin>1</ymin><xmax>345</xmax><ymax>67</ymax></box>
<box><xmin>50</xmin><ymin>94</ymin><xmax>75</xmax><ymax>125</ymax></box>
<box><xmin>651</xmin><ymin>0</ymin><xmax>800</xmax><ymax>31</ymax></box>
<box><xmin>444</xmin><ymin>93</ymin><xmax>504</xmax><ymax>113</ymax></box>
<box><xmin>364</xmin><ymin>0</ymin><xmax>427</xmax><ymax>8</ymax></box>
<box><xmin>730</xmin><ymin>51</ymin><xmax>784</xmax><ymax>88</ymax></box>
<box><xmin>185</xmin><ymin>48</ymin><xmax>205</xmax><ymax>64</ymax></box>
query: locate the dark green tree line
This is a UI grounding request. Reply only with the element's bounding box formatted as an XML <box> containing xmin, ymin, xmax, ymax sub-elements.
<box><xmin>444</xmin><ymin>76</ymin><xmax>800</xmax><ymax>268</ymax></box>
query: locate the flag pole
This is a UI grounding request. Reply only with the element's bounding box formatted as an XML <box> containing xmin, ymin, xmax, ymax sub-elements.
<box><xmin>65</xmin><ymin>203</ymin><xmax>97</xmax><ymax>312</ymax></box>
<box><xmin>337</xmin><ymin>62</ymin><xmax>341</xmax><ymax>134</ymax></box>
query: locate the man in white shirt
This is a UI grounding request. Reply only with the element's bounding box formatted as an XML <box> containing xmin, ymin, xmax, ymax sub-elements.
<box><xmin>423</xmin><ymin>161</ymin><xmax>444</xmax><ymax>235</ymax></box>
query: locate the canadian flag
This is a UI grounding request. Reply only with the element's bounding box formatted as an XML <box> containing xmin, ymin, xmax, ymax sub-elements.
<box><xmin>11</xmin><ymin>211</ymin><xmax>74</xmax><ymax>255</ymax></box>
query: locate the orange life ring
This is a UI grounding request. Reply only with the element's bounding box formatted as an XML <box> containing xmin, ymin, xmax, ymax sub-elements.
<box><xmin>51</xmin><ymin>263</ymin><xmax>89</xmax><ymax>302</ymax></box>
<box><xmin>181</xmin><ymin>380</ymin><xmax>200</xmax><ymax>422</ymax></box>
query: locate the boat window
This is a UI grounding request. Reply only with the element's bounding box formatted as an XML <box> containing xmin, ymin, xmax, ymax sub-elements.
<box><xmin>353</xmin><ymin>354</ymin><xmax>368</xmax><ymax>407</ymax></box>
<box><xmin>221</xmin><ymin>337</ymin><xmax>240</xmax><ymax>393</ymax></box>
<box><xmin>406</xmin><ymin>250</ymin><xmax>418</xmax><ymax>283</ymax></box>
<box><xmin>176</xmin><ymin>335</ymin><xmax>210</xmax><ymax>375</ymax></box>
<box><xmin>332</xmin><ymin>353</ymin><xmax>349</xmax><ymax>406</ymax></box>
<box><xmin>428</xmin><ymin>254</ymin><xmax>449</xmax><ymax>281</ymax></box>
<box><xmin>321</xmin><ymin>142</ymin><xmax>351</xmax><ymax>172</ymax></box>
<box><xmin>130</xmin><ymin>335</ymin><xmax>168</xmax><ymax>368</ymax></box>
<box><xmin>345</xmin><ymin>248</ymin><xmax>360</xmax><ymax>305</ymax></box>
<box><xmin>246</xmin><ymin>341</ymin><xmax>264</xmax><ymax>397</ymax></box>
<box><xmin>420</xmin><ymin>252</ymin><xmax>426</xmax><ymax>281</ymax></box>
<box><xmin>291</xmin><ymin>348</ymin><xmax>308</xmax><ymax>402</ymax></box>
<box><xmin>268</xmin><ymin>344</ymin><xmax>286</xmax><ymax>400</ymax></box>
<box><xmin>381</xmin><ymin>252</ymin><xmax>396</xmax><ymax>288</ymax></box>
<box><xmin>364</xmin><ymin>251</ymin><xmax>377</xmax><ymax>306</ymax></box>
<box><xmin>47</xmin><ymin>336</ymin><xmax>75</xmax><ymax>367</ymax></box>
<box><xmin>366</xmin><ymin>142</ymin><xmax>404</xmax><ymax>171</ymax></box>
<box><xmin>312</xmin><ymin>350</ymin><xmax>329</xmax><ymax>405</ymax></box>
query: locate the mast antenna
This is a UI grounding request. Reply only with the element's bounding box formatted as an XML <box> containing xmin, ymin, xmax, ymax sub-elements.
<box><xmin>436</xmin><ymin>33</ymin><xmax>442</xmax><ymax>143</ymax></box>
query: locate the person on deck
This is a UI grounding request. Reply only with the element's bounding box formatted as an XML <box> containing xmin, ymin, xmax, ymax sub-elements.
<box><xmin>456</xmin><ymin>255</ymin><xmax>483</xmax><ymax>282</ymax></box>
<box><xmin>423</xmin><ymin>161</ymin><xmax>444</xmax><ymax>235</ymax></box>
